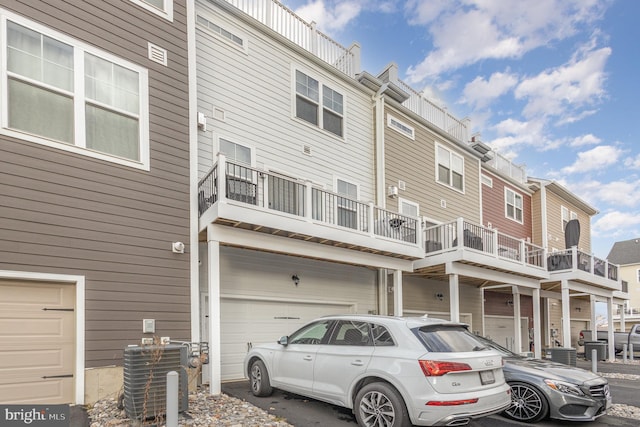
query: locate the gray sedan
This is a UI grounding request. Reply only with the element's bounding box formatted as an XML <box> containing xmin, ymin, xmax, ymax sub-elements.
<box><xmin>475</xmin><ymin>336</ymin><xmax>611</xmax><ymax>423</ymax></box>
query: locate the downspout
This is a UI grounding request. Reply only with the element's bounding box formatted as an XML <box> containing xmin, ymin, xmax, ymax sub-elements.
<box><xmin>374</xmin><ymin>83</ymin><xmax>389</xmax><ymax>208</ymax></box>
<box><xmin>540</xmin><ymin>182</ymin><xmax>548</xmax><ymax>250</ymax></box>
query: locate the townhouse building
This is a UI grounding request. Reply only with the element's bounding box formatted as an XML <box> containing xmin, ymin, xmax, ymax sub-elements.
<box><xmin>0</xmin><ymin>0</ymin><xmax>192</xmax><ymax>404</ymax></box>
<box><xmin>606</xmin><ymin>238</ymin><xmax>640</xmax><ymax>327</ymax></box>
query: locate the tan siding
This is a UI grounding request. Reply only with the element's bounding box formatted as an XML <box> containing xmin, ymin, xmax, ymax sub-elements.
<box><xmin>0</xmin><ymin>1</ymin><xmax>191</xmax><ymax>367</ymax></box>
<box><xmin>545</xmin><ymin>191</ymin><xmax>592</xmax><ymax>252</ymax></box>
<box><xmin>384</xmin><ymin>106</ymin><xmax>481</xmax><ymax>223</ymax></box>
<box><xmin>531</xmin><ymin>192</ymin><xmax>543</xmax><ymax>246</ymax></box>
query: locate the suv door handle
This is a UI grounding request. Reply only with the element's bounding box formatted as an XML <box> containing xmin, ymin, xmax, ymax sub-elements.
<box><xmin>351</xmin><ymin>360</ymin><xmax>364</xmax><ymax>366</ymax></box>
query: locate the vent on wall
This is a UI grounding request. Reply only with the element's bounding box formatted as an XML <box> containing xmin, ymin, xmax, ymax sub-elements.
<box><xmin>148</xmin><ymin>43</ymin><xmax>168</xmax><ymax>66</ymax></box>
<box><xmin>398</xmin><ymin>180</ymin><xmax>406</xmax><ymax>191</ymax></box>
<box><xmin>123</xmin><ymin>344</ymin><xmax>188</xmax><ymax>419</ymax></box>
<box><xmin>303</xmin><ymin>145</ymin><xmax>312</xmax><ymax>156</ymax></box>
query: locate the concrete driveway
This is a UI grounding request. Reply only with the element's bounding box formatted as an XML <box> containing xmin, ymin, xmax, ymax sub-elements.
<box><xmin>222</xmin><ymin>374</ymin><xmax>639</xmax><ymax>427</ymax></box>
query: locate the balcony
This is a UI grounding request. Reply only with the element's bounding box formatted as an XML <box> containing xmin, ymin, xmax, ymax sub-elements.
<box><xmin>198</xmin><ymin>155</ymin><xmax>424</xmax><ymax>260</ymax></box>
<box><xmin>545</xmin><ymin>247</ymin><xmax>622</xmax><ymax>291</ymax></box>
<box><xmin>414</xmin><ymin>218</ymin><xmax>548</xmax><ymax>284</ymax></box>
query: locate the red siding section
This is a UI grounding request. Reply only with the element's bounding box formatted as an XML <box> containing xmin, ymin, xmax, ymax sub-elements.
<box><xmin>481</xmin><ymin>170</ymin><xmax>532</xmax><ymax>240</ymax></box>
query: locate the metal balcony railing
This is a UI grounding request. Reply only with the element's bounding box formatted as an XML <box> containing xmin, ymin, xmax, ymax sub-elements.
<box><xmin>547</xmin><ymin>247</ymin><xmax>619</xmax><ymax>281</ymax></box>
<box><xmin>198</xmin><ymin>155</ymin><xmax>420</xmax><ymax>245</ymax></box>
<box><xmin>423</xmin><ymin>218</ymin><xmax>546</xmax><ymax>269</ymax></box>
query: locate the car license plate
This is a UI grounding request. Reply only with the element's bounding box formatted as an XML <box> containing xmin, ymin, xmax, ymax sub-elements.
<box><xmin>480</xmin><ymin>370</ymin><xmax>495</xmax><ymax>385</ymax></box>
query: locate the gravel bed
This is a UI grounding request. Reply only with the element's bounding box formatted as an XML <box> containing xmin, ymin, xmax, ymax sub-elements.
<box><xmin>88</xmin><ymin>388</ymin><xmax>293</xmax><ymax>427</ymax></box>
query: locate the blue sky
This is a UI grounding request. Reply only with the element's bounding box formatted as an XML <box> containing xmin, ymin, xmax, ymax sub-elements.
<box><xmin>282</xmin><ymin>0</ymin><xmax>640</xmax><ymax>259</ymax></box>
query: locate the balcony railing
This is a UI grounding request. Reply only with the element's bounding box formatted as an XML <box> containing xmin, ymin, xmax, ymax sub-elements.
<box><xmin>198</xmin><ymin>155</ymin><xmax>420</xmax><ymax>245</ymax></box>
<box><xmin>423</xmin><ymin>218</ymin><xmax>546</xmax><ymax>268</ymax></box>
<box><xmin>547</xmin><ymin>247</ymin><xmax>619</xmax><ymax>281</ymax></box>
<box><xmin>223</xmin><ymin>0</ymin><xmax>360</xmax><ymax>77</ymax></box>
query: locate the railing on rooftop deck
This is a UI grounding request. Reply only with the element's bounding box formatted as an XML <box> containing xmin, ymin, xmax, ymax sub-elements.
<box><xmin>423</xmin><ymin>218</ymin><xmax>546</xmax><ymax>269</ymax></box>
<box><xmin>547</xmin><ymin>247</ymin><xmax>619</xmax><ymax>281</ymax></box>
<box><xmin>395</xmin><ymin>79</ymin><xmax>470</xmax><ymax>143</ymax></box>
<box><xmin>198</xmin><ymin>155</ymin><xmax>420</xmax><ymax>245</ymax></box>
<box><xmin>486</xmin><ymin>151</ymin><xmax>526</xmax><ymax>184</ymax></box>
<box><xmin>224</xmin><ymin>0</ymin><xmax>359</xmax><ymax>77</ymax></box>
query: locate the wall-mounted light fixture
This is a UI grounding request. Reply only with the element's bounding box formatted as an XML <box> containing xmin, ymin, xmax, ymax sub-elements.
<box><xmin>172</xmin><ymin>241</ymin><xmax>185</xmax><ymax>253</ymax></box>
<box><xmin>291</xmin><ymin>274</ymin><xmax>300</xmax><ymax>286</ymax></box>
<box><xmin>575</xmin><ymin>307</ymin><xmax>582</xmax><ymax>312</ymax></box>
<box><xmin>506</xmin><ymin>300</ymin><xmax>514</xmax><ymax>307</ymax></box>
<box><xmin>434</xmin><ymin>292</ymin><xmax>444</xmax><ymax>301</ymax></box>
<box><xmin>387</xmin><ymin>185</ymin><xmax>399</xmax><ymax>199</ymax></box>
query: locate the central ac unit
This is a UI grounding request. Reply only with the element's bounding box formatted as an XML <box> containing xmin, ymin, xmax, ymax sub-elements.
<box><xmin>123</xmin><ymin>344</ymin><xmax>188</xmax><ymax>420</ymax></box>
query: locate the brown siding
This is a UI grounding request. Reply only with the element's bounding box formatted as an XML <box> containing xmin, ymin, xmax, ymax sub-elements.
<box><xmin>481</xmin><ymin>170</ymin><xmax>532</xmax><ymax>240</ymax></box>
<box><xmin>0</xmin><ymin>1</ymin><xmax>191</xmax><ymax>367</ymax></box>
<box><xmin>384</xmin><ymin>106</ymin><xmax>481</xmax><ymax>223</ymax></box>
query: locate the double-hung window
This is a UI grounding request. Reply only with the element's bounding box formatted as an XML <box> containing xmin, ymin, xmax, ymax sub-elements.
<box><xmin>436</xmin><ymin>145</ymin><xmax>464</xmax><ymax>191</ymax></box>
<box><xmin>219</xmin><ymin>139</ymin><xmax>256</xmax><ymax>205</ymax></box>
<box><xmin>295</xmin><ymin>70</ymin><xmax>343</xmax><ymax>137</ymax></box>
<box><xmin>505</xmin><ymin>188</ymin><xmax>523</xmax><ymax>223</ymax></box>
<box><xmin>2</xmin><ymin>13</ymin><xmax>149</xmax><ymax>169</ymax></box>
<box><xmin>561</xmin><ymin>206</ymin><xmax>578</xmax><ymax>230</ymax></box>
<box><xmin>336</xmin><ymin>179</ymin><xmax>358</xmax><ymax>229</ymax></box>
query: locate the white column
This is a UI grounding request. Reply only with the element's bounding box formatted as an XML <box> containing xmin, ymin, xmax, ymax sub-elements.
<box><xmin>620</xmin><ymin>301</ymin><xmax>626</xmax><ymax>332</ymax></box>
<box><xmin>378</xmin><ymin>269</ymin><xmax>388</xmax><ymax>316</ymax></box>
<box><xmin>449</xmin><ymin>274</ymin><xmax>460</xmax><ymax>322</ymax></box>
<box><xmin>561</xmin><ymin>281</ymin><xmax>571</xmax><ymax>347</ymax></box>
<box><xmin>207</xmin><ymin>228</ymin><xmax>221</xmax><ymax>395</ymax></box>
<box><xmin>533</xmin><ymin>288</ymin><xmax>542</xmax><ymax>359</ymax></box>
<box><xmin>607</xmin><ymin>297</ymin><xmax>615</xmax><ymax>361</ymax></box>
<box><xmin>393</xmin><ymin>270</ymin><xmax>403</xmax><ymax>316</ymax></box>
<box><xmin>589</xmin><ymin>295</ymin><xmax>597</xmax><ymax>341</ymax></box>
<box><xmin>513</xmin><ymin>286</ymin><xmax>522</xmax><ymax>353</ymax></box>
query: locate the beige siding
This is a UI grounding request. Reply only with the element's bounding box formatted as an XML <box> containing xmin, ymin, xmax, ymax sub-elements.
<box><xmin>384</xmin><ymin>106</ymin><xmax>481</xmax><ymax>223</ymax></box>
<box><xmin>531</xmin><ymin>192</ymin><xmax>543</xmax><ymax>247</ymax></box>
<box><xmin>545</xmin><ymin>191</ymin><xmax>592</xmax><ymax>252</ymax></box>
<box><xmin>0</xmin><ymin>1</ymin><xmax>191</xmax><ymax>368</ymax></box>
<box><xmin>196</xmin><ymin>2</ymin><xmax>375</xmax><ymax>199</ymax></box>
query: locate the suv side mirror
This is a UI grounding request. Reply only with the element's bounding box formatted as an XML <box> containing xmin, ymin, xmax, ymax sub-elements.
<box><xmin>278</xmin><ymin>336</ymin><xmax>289</xmax><ymax>346</ymax></box>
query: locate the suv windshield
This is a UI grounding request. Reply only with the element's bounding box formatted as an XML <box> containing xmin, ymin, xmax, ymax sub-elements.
<box><xmin>414</xmin><ymin>325</ymin><xmax>490</xmax><ymax>352</ymax></box>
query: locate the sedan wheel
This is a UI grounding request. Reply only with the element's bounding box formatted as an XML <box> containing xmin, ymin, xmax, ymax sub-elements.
<box><xmin>354</xmin><ymin>382</ymin><xmax>410</xmax><ymax>427</ymax></box>
<box><xmin>503</xmin><ymin>382</ymin><xmax>549</xmax><ymax>423</ymax></box>
<box><xmin>249</xmin><ymin>359</ymin><xmax>273</xmax><ymax>397</ymax></box>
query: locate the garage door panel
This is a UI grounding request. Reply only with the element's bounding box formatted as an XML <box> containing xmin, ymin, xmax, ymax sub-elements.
<box><xmin>0</xmin><ymin>281</ymin><xmax>75</xmax><ymax>404</ymax></box>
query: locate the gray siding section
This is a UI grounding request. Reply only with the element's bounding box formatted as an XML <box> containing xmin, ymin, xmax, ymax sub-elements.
<box><xmin>195</xmin><ymin>1</ymin><xmax>375</xmax><ymax>198</ymax></box>
<box><xmin>0</xmin><ymin>1</ymin><xmax>191</xmax><ymax>367</ymax></box>
<box><xmin>384</xmin><ymin>106</ymin><xmax>481</xmax><ymax>223</ymax></box>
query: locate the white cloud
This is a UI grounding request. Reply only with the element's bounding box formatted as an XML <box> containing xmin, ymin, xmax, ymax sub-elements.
<box><xmin>560</xmin><ymin>145</ymin><xmax>622</xmax><ymax>174</ymax></box>
<box><xmin>624</xmin><ymin>154</ymin><xmax>640</xmax><ymax>169</ymax></box>
<box><xmin>593</xmin><ymin>211</ymin><xmax>640</xmax><ymax>235</ymax></box>
<box><xmin>573</xmin><ymin>179</ymin><xmax>640</xmax><ymax>208</ymax></box>
<box><xmin>404</xmin><ymin>0</ymin><xmax>608</xmax><ymax>83</ymax></box>
<box><xmin>462</xmin><ymin>71</ymin><xmax>519</xmax><ymax>108</ymax></box>
<box><xmin>294</xmin><ymin>1</ymin><xmax>362</xmax><ymax>34</ymax></box>
<box><xmin>569</xmin><ymin>134</ymin><xmax>601</xmax><ymax>147</ymax></box>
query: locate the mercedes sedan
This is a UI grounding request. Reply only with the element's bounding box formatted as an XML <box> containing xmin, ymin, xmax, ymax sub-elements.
<box><xmin>244</xmin><ymin>315</ymin><xmax>511</xmax><ymax>427</ymax></box>
<box><xmin>475</xmin><ymin>335</ymin><xmax>611</xmax><ymax>423</ymax></box>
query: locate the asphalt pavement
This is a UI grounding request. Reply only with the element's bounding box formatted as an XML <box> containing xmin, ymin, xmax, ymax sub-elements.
<box><xmin>222</xmin><ymin>357</ymin><xmax>640</xmax><ymax>427</ymax></box>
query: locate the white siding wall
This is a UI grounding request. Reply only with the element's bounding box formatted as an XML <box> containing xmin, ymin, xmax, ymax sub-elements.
<box><xmin>195</xmin><ymin>2</ymin><xmax>375</xmax><ymax>199</ymax></box>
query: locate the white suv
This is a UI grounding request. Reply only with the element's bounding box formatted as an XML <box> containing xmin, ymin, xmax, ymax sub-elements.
<box><xmin>244</xmin><ymin>314</ymin><xmax>511</xmax><ymax>426</ymax></box>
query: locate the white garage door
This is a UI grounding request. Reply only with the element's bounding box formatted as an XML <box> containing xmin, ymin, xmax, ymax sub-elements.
<box><xmin>220</xmin><ymin>298</ymin><xmax>354</xmax><ymax>380</ymax></box>
<box><xmin>484</xmin><ymin>316</ymin><xmax>529</xmax><ymax>353</ymax></box>
<box><xmin>0</xmin><ymin>280</ymin><xmax>75</xmax><ymax>403</ymax></box>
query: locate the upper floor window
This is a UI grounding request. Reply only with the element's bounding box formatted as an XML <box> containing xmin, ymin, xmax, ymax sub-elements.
<box><xmin>561</xmin><ymin>206</ymin><xmax>578</xmax><ymax>230</ymax></box>
<box><xmin>436</xmin><ymin>145</ymin><xmax>464</xmax><ymax>191</ymax></box>
<box><xmin>196</xmin><ymin>14</ymin><xmax>246</xmax><ymax>52</ymax></box>
<box><xmin>295</xmin><ymin>70</ymin><xmax>343</xmax><ymax>137</ymax></box>
<box><xmin>481</xmin><ymin>174</ymin><xmax>493</xmax><ymax>187</ymax></box>
<box><xmin>2</xmin><ymin>13</ymin><xmax>149</xmax><ymax>169</ymax></box>
<box><xmin>505</xmin><ymin>188</ymin><xmax>523</xmax><ymax>223</ymax></box>
<box><xmin>129</xmin><ymin>0</ymin><xmax>173</xmax><ymax>21</ymax></box>
<box><xmin>399</xmin><ymin>198</ymin><xmax>419</xmax><ymax>217</ymax></box>
<box><xmin>219</xmin><ymin>138</ymin><xmax>252</xmax><ymax>165</ymax></box>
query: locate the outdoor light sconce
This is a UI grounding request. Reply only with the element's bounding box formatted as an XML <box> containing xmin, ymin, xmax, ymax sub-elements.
<box><xmin>387</xmin><ymin>185</ymin><xmax>399</xmax><ymax>199</ymax></box>
<box><xmin>434</xmin><ymin>292</ymin><xmax>444</xmax><ymax>301</ymax></box>
<box><xmin>506</xmin><ymin>300</ymin><xmax>514</xmax><ymax>307</ymax></box>
<box><xmin>291</xmin><ymin>274</ymin><xmax>300</xmax><ymax>286</ymax></box>
<box><xmin>575</xmin><ymin>307</ymin><xmax>582</xmax><ymax>312</ymax></box>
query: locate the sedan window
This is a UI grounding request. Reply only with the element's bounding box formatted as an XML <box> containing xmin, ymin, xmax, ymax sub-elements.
<box><xmin>415</xmin><ymin>325</ymin><xmax>489</xmax><ymax>352</ymax></box>
<box><xmin>289</xmin><ymin>320</ymin><xmax>332</xmax><ymax>345</ymax></box>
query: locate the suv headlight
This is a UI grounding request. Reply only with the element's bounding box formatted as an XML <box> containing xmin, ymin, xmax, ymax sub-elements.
<box><xmin>543</xmin><ymin>379</ymin><xmax>585</xmax><ymax>397</ymax></box>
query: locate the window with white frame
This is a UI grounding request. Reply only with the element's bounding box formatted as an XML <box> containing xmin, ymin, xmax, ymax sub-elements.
<box><xmin>295</xmin><ymin>70</ymin><xmax>343</xmax><ymax>137</ymax></box>
<box><xmin>637</xmin><ymin>268</ymin><xmax>640</xmax><ymax>283</ymax></box>
<box><xmin>387</xmin><ymin>114</ymin><xmax>414</xmax><ymax>139</ymax></box>
<box><xmin>505</xmin><ymin>188</ymin><xmax>523</xmax><ymax>223</ymax></box>
<box><xmin>561</xmin><ymin>206</ymin><xmax>578</xmax><ymax>230</ymax></box>
<box><xmin>129</xmin><ymin>0</ymin><xmax>173</xmax><ymax>21</ymax></box>
<box><xmin>196</xmin><ymin>14</ymin><xmax>246</xmax><ymax>52</ymax></box>
<box><xmin>218</xmin><ymin>138</ymin><xmax>255</xmax><ymax>204</ymax></box>
<box><xmin>436</xmin><ymin>145</ymin><xmax>464</xmax><ymax>191</ymax></box>
<box><xmin>336</xmin><ymin>178</ymin><xmax>358</xmax><ymax>229</ymax></box>
<box><xmin>481</xmin><ymin>174</ymin><xmax>493</xmax><ymax>187</ymax></box>
<box><xmin>2</xmin><ymin>13</ymin><xmax>149</xmax><ymax>169</ymax></box>
<box><xmin>399</xmin><ymin>198</ymin><xmax>419</xmax><ymax>217</ymax></box>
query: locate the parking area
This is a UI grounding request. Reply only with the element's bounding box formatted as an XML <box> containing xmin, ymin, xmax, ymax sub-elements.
<box><xmin>222</xmin><ymin>364</ymin><xmax>640</xmax><ymax>427</ymax></box>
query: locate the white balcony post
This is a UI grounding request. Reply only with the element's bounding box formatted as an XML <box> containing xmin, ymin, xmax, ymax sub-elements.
<box><xmin>571</xmin><ymin>246</ymin><xmax>578</xmax><ymax>270</ymax></box>
<box><xmin>217</xmin><ymin>153</ymin><xmax>227</xmax><ymax>203</ymax></box>
<box><xmin>561</xmin><ymin>281</ymin><xmax>571</xmax><ymax>347</ymax></box>
<box><xmin>590</xmin><ymin>254</ymin><xmax>595</xmax><ymax>275</ymax></box>
<box><xmin>456</xmin><ymin>217</ymin><xmax>464</xmax><ymax>248</ymax></box>
<box><xmin>265</xmin><ymin>0</ymin><xmax>272</xmax><ymax>28</ymax></box>
<box><xmin>605</xmin><ymin>260</ymin><xmax>610</xmax><ymax>279</ymax></box>
<box><xmin>305</xmin><ymin>181</ymin><xmax>313</xmax><ymax>222</ymax></box>
<box><xmin>368</xmin><ymin>203</ymin><xmax>375</xmax><ymax>237</ymax></box>
<box><xmin>349</xmin><ymin>42</ymin><xmax>361</xmax><ymax>76</ymax></box>
<box><xmin>519</xmin><ymin>239</ymin><xmax>526</xmax><ymax>265</ymax></box>
<box><xmin>491</xmin><ymin>230</ymin><xmax>498</xmax><ymax>257</ymax></box>
<box><xmin>310</xmin><ymin>21</ymin><xmax>318</xmax><ymax>55</ymax></box>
